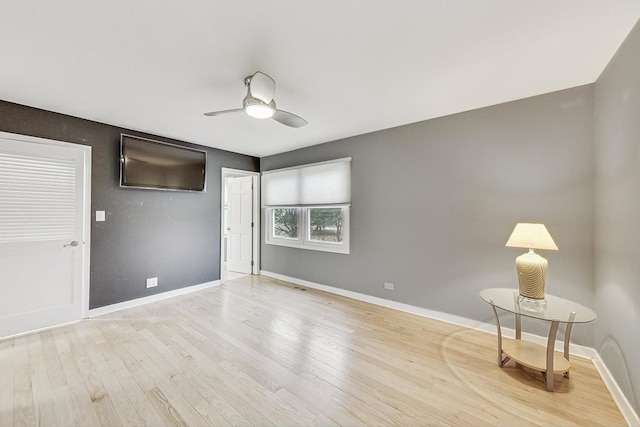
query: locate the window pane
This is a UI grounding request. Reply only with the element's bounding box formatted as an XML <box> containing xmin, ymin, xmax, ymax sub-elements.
<box><xmin>308</xmin><ymin>208</ymin><xmax>343</xmax><ymax>243</ymax></box>
<box><xmin>272</xmin><ymin>208</ymin><xmax>298</xmax><ymax>239</ymax></box>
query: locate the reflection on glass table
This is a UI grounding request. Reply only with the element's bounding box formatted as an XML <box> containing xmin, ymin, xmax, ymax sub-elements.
<box><xmin>479</xmin><ymin>288</ymin><xmax>596</xmax><ymax>392</ymax></box>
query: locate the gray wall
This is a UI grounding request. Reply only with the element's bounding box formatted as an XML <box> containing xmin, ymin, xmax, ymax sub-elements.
<box><xmin>0</xmin><ymin>100</ymin><xmax>259</xmax><ymax>308</ymax></box>
<box><xmin>262</xmin><ymin>85</ymin><xmax>595</xmax><ymax>346</ymax></box>
<box><xmin>594</xmin><ymin>20</ymin><xmax>640</xmax><ymax>413</ymax></box>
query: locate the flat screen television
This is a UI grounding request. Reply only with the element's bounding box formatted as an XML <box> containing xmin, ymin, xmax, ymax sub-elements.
<box><xmin>120</xmin><ymin>134</ymin><xmax>206</xmax><ymax>192</ymax></box>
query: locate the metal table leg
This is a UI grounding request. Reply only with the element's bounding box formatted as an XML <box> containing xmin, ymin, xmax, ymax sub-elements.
<box><xmin>563</xmin><ymin>311</ymin><xmax>577</xmax><ymax>378</ymax></box>
<box><xmin>545</xmin><ymin>320</ymin><xmax>560</xmax><ymax>391</ymax></box>
<box><xmin>490</xmin><ymin>301</ymin><xmax>510</xmax><ymax>367</ymax></box>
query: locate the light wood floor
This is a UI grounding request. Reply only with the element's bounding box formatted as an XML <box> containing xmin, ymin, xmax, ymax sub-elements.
<box><xmin>0</xmin><ymin>275</ymin><xmax>627</xmax><ymax>426</ymax></box>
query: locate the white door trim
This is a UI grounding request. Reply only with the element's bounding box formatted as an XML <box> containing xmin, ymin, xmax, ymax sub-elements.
<box><xmin>0</xmin><ymin>131</ymin><xmax>91</xmax><ymax>318</ymax></box>
<box><xmin>220</xmin><ymin>168</ymin><xmax>260</xmax><ymax>283</ymax></box>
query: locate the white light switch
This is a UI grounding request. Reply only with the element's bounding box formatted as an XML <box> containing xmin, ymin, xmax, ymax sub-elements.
<box><xmin>96</xmin><ymin>211</ymin><xmax>105</xmax><ymax>222</ymax></box>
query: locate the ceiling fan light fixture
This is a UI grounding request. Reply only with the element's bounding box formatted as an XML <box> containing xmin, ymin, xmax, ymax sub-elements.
<box><xmin>205</xmin><ymin>71</ymin><xmax>306</xmax><ymax>127</ymax></box>
<box><xmin>243</xmin><ymin>96</ymin><xmax>275</xmax><ymax>119</ymax></box>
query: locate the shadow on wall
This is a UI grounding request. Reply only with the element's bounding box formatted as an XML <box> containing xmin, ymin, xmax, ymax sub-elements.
<box><xmin>599</xmin><ymin>334</ymin><xmax>638</xmax><ymax>411</ymax></box>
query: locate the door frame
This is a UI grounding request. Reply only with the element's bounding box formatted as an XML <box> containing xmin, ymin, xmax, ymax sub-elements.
<box><xmin>220</xmin><ymin>168</ymin><xmax>260</xmax><ymax>283</ymax></box>
<box><xmin>0</xmin><ymin>131</ymin><xmax>91</xmax><ymax>319</ymax></box>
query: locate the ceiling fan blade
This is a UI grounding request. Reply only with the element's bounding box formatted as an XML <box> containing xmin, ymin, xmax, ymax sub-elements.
<box><xmin>203</xmin><ymin>108</ymin><xmax>244</xmax><ymax>117</ymax></box>
<box><xmin>249</xmin><ymin>72</ymin><xmax>276</xmax><ymax>104</ymax></box>
<box><xmin>272</xmin><ymin>110</ymin><xmax>308</xmax><ymax>128</ymax></box>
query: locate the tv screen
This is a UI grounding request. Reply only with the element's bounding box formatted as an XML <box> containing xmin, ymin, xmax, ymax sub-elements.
<box><xmin>120</xmin><ymin>135</ymin><xmax>206</xmax><ymax>192</ymax></box>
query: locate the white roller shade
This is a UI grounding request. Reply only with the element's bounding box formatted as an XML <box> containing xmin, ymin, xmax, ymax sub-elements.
<box><xmin>262</xmin><ymin>158</ymin><xmax>351</xmax><ymax>206</ymax></box>
<box><xmin>262</xmin><ymin>168</ymin><xmax>300</xmax><ymax>206</ymax></box>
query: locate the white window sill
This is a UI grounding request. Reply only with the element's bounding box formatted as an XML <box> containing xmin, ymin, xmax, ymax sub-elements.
<box><xmin>266</xmin><ymin>239</ymin><xmax>349</xmax><ymax>254</ymax></box>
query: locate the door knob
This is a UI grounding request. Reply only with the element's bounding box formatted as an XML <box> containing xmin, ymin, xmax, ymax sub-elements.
<box><xmin>64</xmin><ymin>241</ymin><xmax>79</xmax><ymax>247</ymax></box>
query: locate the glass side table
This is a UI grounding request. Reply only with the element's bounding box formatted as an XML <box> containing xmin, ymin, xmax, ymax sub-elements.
<box><xmin>479</xmin><ymin>288</ymin><xmax>596</xmax><ymax>391</ymax></box>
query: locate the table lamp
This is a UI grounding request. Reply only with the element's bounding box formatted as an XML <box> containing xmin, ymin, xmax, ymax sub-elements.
<box><xmin>505</xmin><ymin>223</ymin><xmax>558</xmax><ymax>311</ymax></box>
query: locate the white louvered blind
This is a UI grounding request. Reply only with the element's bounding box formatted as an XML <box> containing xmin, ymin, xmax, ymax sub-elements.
<box><xmin>0</xmin><ymin>152</ymin><xmax>76</xmax><ymax>243</ymax></box>
<box><xmin>262</xmin><ymin>157</ymin><xmax>351</xmax><ymax>206</ymax></box>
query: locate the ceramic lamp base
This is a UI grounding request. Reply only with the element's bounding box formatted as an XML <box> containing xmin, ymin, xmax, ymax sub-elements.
<box><xmin>515</xmin><ymin>249</ymin><xmax>548</xmax><ymax>300</ymax></box>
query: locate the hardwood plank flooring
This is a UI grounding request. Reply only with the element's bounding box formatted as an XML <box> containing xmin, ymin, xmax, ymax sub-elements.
<box><xmin>0</xmin><ymin>275</ymin><xmax>628</xmax><ymax>426</ymax></box>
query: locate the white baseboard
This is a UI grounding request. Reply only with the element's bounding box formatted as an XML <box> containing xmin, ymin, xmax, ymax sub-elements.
<box><xmin>88</xmin><ymin>280</ymin><xmax>221</xmax><ymax>318</ymax></box>
<box><xmin>0</xmin><ymin>320</ymin><xmax>82</xmax><ymax>343</ymax></box>
<box><xmin>261</xmin><ymin>270</ymin><xmax>498</xmax><ymax>333</ymax></box>
<box><xmin>592</xmin><ymin>352</ymin><xmax>640</xmax><ymax>426</ymax></box>
<box><xmin>260</xmin><ymin>270</ymin><xmax>638</xmax><ymax>426</ymax></box>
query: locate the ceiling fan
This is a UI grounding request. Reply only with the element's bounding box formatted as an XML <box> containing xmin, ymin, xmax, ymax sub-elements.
<box><xmin>204</xmin><ymin>71</ymin><xmax>308</xmax><ymax>128</ymax></box>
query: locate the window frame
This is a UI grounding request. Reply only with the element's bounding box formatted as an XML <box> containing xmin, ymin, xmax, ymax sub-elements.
<box><xmin>265</xmin><ymin>205</ymin><xmax>350</xmax><ymax>254</ymax></box>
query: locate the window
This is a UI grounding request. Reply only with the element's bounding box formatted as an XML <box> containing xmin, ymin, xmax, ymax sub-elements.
<box><xmin>262</xmin><ymin>158</ymin><xmax>351</xmax><ymax>254</ymax></box>
<box><xmin>308</xmin><ymin>207</ymin><xmax>343</xmax><ymax>243</ymax></box>
<box><xmin>272</xmin><ymin>208</ymin><xmax>298</xmax><ymax>239</ymax></box>
<box><xmin>263</xmin><ymin>158</ymin><xmax>351</xmax><ymax>254</ymax></box>
<box><xmin>266</xmin><ymin>206</ymin><xmax>349</xmax><ymax>253</ymax></box>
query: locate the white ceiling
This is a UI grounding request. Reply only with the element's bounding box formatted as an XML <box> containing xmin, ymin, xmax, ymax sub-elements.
<box><xmin>1</xmin><ymin>1</ymin><xmax>639</xmax><ymax>157</ymax></box>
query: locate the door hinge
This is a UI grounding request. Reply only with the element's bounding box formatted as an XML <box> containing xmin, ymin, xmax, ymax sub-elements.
<box><xmin>251</xmin><ymin>260</ymin><xmax>254</xmax><ymax>266</ymax></box>
<box><xmin>251</xmin><ymin>222</ymin><xmax>254</xmax><ymax>227</ymax></box>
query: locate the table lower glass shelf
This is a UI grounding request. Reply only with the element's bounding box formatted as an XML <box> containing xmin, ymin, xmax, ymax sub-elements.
<box><xmin>502</xmin><ymin>338</ymin><xmax>570</xmax><ymax>374</ymax></box>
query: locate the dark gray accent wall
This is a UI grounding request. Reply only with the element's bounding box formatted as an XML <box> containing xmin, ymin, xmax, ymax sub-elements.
<box><xmin>594</xmin><ymin>19</ymin><xmax>640</xmax><ymax>414</ymax></box>
<box><xmin>0</xmin><ymin>100</ymin><xmax>259</xmax><ymax>308</ymax></box>
<box><xmin>261</xmin><ymin>85</ymin><xmax>595</xmax><ymax>346</ymax></box>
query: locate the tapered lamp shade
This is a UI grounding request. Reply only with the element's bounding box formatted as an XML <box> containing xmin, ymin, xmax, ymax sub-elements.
<box><xmin>505</xmin><ymin>223</ymin><xmax>558</xmax><ymax>251</ymax></box>
<box><xmin>505</xmin><ymin>223</ymin><xmax>558</xmax><ymax>305</ymax></box>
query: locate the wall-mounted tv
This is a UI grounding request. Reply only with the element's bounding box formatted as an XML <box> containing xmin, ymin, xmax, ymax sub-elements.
<box><xmin>120</xmin><ymin>134</ymin><xmax>207</xmax><ymax>192</ymax></box>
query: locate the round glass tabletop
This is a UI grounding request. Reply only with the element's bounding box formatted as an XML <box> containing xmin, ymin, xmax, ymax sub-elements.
<box><xmin>479</xmin><ymin>288</ymin><xmax>596</xmax><ymax>323</ymax></box>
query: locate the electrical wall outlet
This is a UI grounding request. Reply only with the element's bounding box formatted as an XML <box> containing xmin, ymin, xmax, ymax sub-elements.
<box><xmin>384</xmin><ymin>282</ymin><xmax>395</xmax><ymax>291</ymax></box>
<box><xmin>146</xmin><ymin>277</ymin><xmax>158</xmax><ymax>288</ymax></box>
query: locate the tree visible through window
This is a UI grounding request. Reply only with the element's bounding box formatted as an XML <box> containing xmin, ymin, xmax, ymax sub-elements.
<box><xmin>273</xmin><ymin>208</ymin><xmax>298</xmax><ymax>239</ymax></box>
<box><xmin>309</xmin><ymin>208</ymin><xmax>343</xmax><ymax>242</ymax></box>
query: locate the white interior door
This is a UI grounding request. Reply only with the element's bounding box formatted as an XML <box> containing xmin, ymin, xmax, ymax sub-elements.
<box><xmin>226</xmin><ymin>176</ymin><xmax>253</xmax><ymax>274</ymax></box>
<box><xmin>0</xmin><ymin>133</ymin><xmax>89</xmax><ymax>339</ymax></box>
